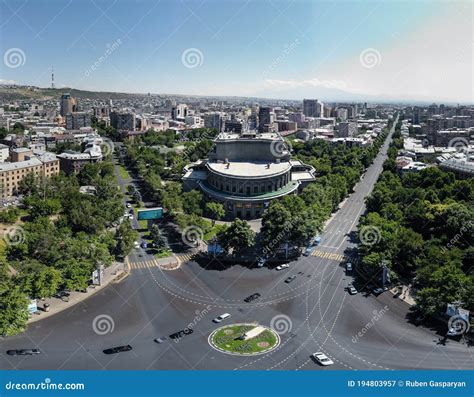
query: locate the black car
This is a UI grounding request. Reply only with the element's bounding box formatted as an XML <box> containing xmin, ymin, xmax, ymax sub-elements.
<box><xmin>169</xmin><ymin>329</ymin><xmax>193</xmax><ymax>340</ymax></box>
<box><xmin>244</xmin><ymin>293</ymin><xmax>261</xmax><ymax>303</ymax></box>
<box><xmin>103</xmin><ymin>345</ymin><xmax>132</xmax><ymax>355</ymax></box>
<box><xmin>7</xmin><ymin>349</ymin><xmax>40</xmax><ymax>356</ymax></box>
<box><xmin>284</xmin><ymin>275</ymin><xmax>296</xmax><ymax>283</ymax></box>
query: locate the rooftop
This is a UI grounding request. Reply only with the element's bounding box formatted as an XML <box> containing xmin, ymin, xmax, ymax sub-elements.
<box><xmin>207</xmin><ymin>161</ymin><xmax>291</xmax><ymax>178</ymax></box>
<box><xmin>0</xmin><ymin>157</ymin><xmax>42</xmax><ymax>172</ymax></box>
<box><xmin>216</xmin><ymin>131</ymin><xmax>282</xmax><ymax>141</ymax></box>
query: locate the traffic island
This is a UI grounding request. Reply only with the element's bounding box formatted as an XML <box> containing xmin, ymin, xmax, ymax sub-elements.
<box><xmin>208</xmin><ymin>323</ymin><xmax>280</xmax><ymax>356</ymax></box>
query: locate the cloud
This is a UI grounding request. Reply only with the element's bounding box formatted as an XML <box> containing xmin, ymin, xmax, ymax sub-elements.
<box><xmin>0</xmin><ymin>79</ymin><xmax>17</xmax><ymax>85</ymax></box>
<box><xmin>263</xmin><ymin>78</ymin><xmax>349</xmax><ymax>92</ymax></box>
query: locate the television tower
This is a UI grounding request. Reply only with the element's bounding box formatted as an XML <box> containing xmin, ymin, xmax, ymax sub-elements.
<box><xmin>51</xmin><ymin>66</ymin><xmax>55</xmax><ymax>89</ymax></box>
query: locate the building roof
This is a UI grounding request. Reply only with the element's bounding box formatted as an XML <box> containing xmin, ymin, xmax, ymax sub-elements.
<box><xmin>0</xmin><ymin>157</ymin><xmax>42</xmax><ymax>172</ymax></box>
<box><xmin>207</xmin><ymin>161</ymin><xmax>291</xmax><ymax>178</ymax></box>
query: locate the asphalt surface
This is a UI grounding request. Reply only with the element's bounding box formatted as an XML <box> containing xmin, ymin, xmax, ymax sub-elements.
<box><xmin>1</xmin><ymin>116</ymin><xmax>473</xmax><ymax>370</ymax></box>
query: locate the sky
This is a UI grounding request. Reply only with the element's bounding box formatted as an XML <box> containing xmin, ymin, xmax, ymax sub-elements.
<box><xmin>0</xmin><ymin>0</ymin><xmax>472</xmax><ymax>103</ymax></box>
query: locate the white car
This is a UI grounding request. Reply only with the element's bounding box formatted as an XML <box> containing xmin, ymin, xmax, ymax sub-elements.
<box><xmin>128</xmin><ymin>214</ymin><xmax>134</xmax><ymax>220</ymax></box>
<box><xmin>312</xmin><ymin>352</ymin><xmax>334</xmax><ymax>366</ymax></box>
<box><xmin>213</xmin><ymin>313</ymin><xmax>231</xmax><ymax>323</ymax></box>
<box><xmin>276</xmin><ymin>264</ymin><xmax>289</xmax><ymax>271</ymax></box>
<box><xmin>133</xmin><ymin>241</ymin><xmax>140</xmax><ymax>249</ymax></box>
<box><xmin>126</xmin><ymin>203</ymin><xmax>132</xmax><ymax>208</ymax></box>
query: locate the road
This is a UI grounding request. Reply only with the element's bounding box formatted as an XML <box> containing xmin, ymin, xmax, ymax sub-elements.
<box><xmin>1</xmin><ymin>116</ymin><xmax>472</xmax><ymax>370</ymax></box>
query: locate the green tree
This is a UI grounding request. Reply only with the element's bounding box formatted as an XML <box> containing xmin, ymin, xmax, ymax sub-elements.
<box><xmin>217</xmin><ymin>219</ymin><xmax>255</xmax><ymax>254</ymax></box>
<box><xmin>116</xmin><ymin>220</ymin><xmax>138</xmax><ymax>257</ymax></box>
<box><xmin>182</xmin><ymin>190</ymin><xmax>203</xmax><ymax>216</ymax></box>
<box><xmin>205</xmin><ymin>202</ymin><xmax>225</xmax><ymax>226</ymax></box>
<box><xmin>0</xmin><ymin>280</ymin><xmax>29</xmax><ymax>336</ymax></box>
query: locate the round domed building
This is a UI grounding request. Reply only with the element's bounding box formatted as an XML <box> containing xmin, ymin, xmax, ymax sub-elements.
<box><xmin>183</xmin><ymin>131</ymin><xmax>315</xmax><ymax>219</ymax></box>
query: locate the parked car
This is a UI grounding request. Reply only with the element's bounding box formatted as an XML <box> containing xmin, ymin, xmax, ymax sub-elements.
<box><xmin>213</xmin><ymin>313</ymin><xmax>231</xmax><ymax>323</ymax></box>
<box><xmin>6</xmin><ymin>349</ymin><xmax>40</xmax><ymax>356</ymax></box>
<box><xmin>276</xmin><ymin>264</ymin><xmax>289</xmax><ymax>271</ymax></box>
<box><xmin>103</xmin><ymin>345</ymin><xmax>132</xmax><ymax>355</ymax></box>
<box><xmin>244</xmin><ymin>293</ymin><xmax>261</xmax><ymax>303</ymax></box>
<box><xmin>303</xmin><ymin>247</ymin><xmax>313</xmax><ymax>256</ymax></box>
<box><xmin>153</xmin><ymin>337</ymin><xmax>167</xmax><ymax>344</ymax></box>
<box><xmin>257</xmin><ymin>258</ymin><xmax>266</xmax><ymax>268</ymax></box>
<box><xmin>126</xmin><ymin>203</ymin><xmax>132</xmax><ymax>208</ymax></box>
<box><xmin>141</xmin><ymin>241</ymin><xmax>148</xmax><ymax>249</ymax></box>
<box><xmin>372</xmin><ymin>287</ymin><xmax>385</xmax><ymax>295</ymax></box>
<box><xmin>312</xmin><ymin>352</ymin><xmax>334</xmax><ymax>366</ymax></box>
<box><xmin>284</xmin><ymin>275</ymin><xmax>296</xmax><ymax>284</ymax></box>
<box><xmin>346</xmin><ymin>262</ymin><xmax>353</xmax><ymax>272</ymax></box>
<box><xmin>134</xmin><ymin>241</ymin><xmax>140</xmax><ymax>249</ymax></box>
<box><xmin>347</xmin><ymin>284</ymin><xmax>358</xmax><ymax>295</ymax></box>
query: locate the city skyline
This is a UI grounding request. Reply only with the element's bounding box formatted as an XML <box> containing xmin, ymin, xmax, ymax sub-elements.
<box><xmin>1</xmin><ymin>0</ymin><xmax>472</xmax><ymax>104</ymax></box>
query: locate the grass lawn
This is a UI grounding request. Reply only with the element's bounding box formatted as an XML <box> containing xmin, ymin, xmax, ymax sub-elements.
<box><xmin>134</xmin><ymin>208</ymin><xmax>148</xmax><ymax>229</ymax></box>
<box><xmin>203</xmin><ymin>223</ymin><xmax>227</xmax><ymax>242</ymax></box>
<box><xmin>211</xmin><ymin>325</ymin><xmax>278</xmax><ymax>354</ymax></box>
<box><xmin>154</xmin><ymin>250</ymin><xmax>172</xmax><ymax>259</ymax></box>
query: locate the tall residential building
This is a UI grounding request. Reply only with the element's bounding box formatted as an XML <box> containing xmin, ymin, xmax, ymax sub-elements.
<box><xmin>258</xmin><ymin>106</ymin><xmax>273</xmax><ymax>132</ymax></box>
<box><xmin>60</xmin><ymin>93</ymin><xmax>77</xmax><ymax>117</ymax></box>
<box><xmin>303</xmin><ymin>99</ymin><xmax>324</xmax><ymax>118</ymax></box>
<box><xmin>204</xmin><ymin>113</ymin><xmax>222</xmax><ymax>131</ymax></box>
<box><xmin>171</xmin><ymin>104</ymin><xmax>188</xmax><ymax>120</ymax></box>
<box><xmin>110</xmin><ymin>111</ymin><xmax>136</xmax><ymax>131</ymax></box>
<box><xmin>66</xmin><ymin>112</ymin><xmax>91</xmax><ymax>130</ymax></box>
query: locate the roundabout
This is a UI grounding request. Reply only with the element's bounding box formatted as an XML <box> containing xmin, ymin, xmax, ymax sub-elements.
<box><xmin>208</xmin><ymin>323</ymin><xmax>281</xmax><ymax>356</ymax></box>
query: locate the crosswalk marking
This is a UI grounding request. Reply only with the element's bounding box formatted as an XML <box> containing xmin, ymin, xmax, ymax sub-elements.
<box><xmin>175</xmin><ymin>253</ymin><xmax>196</xmax><ymax>263</ymax></box>
<box><xmin>129</xmin><ymin>253</ymin><xmax>196</xmax><ymax>270</ymax></box>
<box><xmin>310</xmin><ymin>250</ymin><xmax>347</xmax><ymax>262</ymax></box>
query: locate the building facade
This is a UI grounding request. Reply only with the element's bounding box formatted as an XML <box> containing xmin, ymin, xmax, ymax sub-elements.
<box><xmin>0</xmin><ymin>154</ymin><xmax>60</xmax><ymax>198</ymax></box>
<box><xmin>183</xmin><ymin>131</ymin><xmax>316</xmax><ymax>219</ymax></box>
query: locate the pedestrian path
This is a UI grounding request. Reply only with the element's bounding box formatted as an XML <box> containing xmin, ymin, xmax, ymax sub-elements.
<box><xmin>310</xmin><ymin>250</ymin><xmax>347</xmax><ymax>262</ymax></box>
<box><xmin>128</xmin><ymin>253</ymin><xmax>196</xmax><ymax>271</ymax></box>
<box><xmin>175</xmin><ymin>253</ymin><xmax>196</xmax><ymax>263</ymax></box>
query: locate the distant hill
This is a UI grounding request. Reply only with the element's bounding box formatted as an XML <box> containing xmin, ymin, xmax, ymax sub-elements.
<box><xmin>0</xmin><ymin>85</ymin><xmax>144</xmax><ymax>101</ymax></box>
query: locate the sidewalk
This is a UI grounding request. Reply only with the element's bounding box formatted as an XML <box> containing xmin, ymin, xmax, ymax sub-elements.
<box><xmin>28</xmin><ymin>261</ymin><xmax>127</xmax><ymax>324</ymax></box>
<box><xmin>390</xmin><ymin>284</ymin><xmax>416</xmax><ymax>306</ymax></box>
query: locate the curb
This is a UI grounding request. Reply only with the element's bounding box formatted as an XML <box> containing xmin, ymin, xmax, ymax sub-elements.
<box><xmin>28</xmin><ymin>265</ymin><xmax>127</xmax><ymax>324</ymax></box>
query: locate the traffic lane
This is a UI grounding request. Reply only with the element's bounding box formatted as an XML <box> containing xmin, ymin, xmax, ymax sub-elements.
<box><xmin>150</xmin><ymin>259</ymin><xmax>324</xmax><ymax>307</ymax></box>
<box><xmin>317</xmin><ymin>289</ymin><xmax>474</xmax><ymax>370</ymax></box>
<box><xmin>0</xmin><ymin>273</ymin><xmax>153</xmax><ymax>370</ymax></box>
